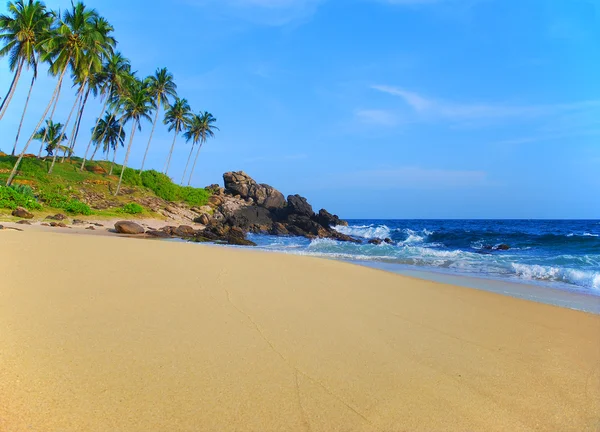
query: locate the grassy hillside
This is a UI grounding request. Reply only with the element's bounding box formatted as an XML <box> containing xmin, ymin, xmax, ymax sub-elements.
<box><xmin>0</xmin><ymin>155</ymin><xmax>212</xmax><ymax>220</ymax></box>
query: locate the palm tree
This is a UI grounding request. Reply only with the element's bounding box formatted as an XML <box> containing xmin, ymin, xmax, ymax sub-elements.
<box><xmin>140</xmin><ymin>67</ymin><xmax>177</xmax><ymax>173</ymax></box>
<box><xmin>0</xmin><ymin>0</ymin><xmax>53</xmax><ymax>155</ymax></box>
<box><xmin>34</xmin><ymin>120</ymin><xmax>67</xmax><ymax>157</ymax></box>
<box><xmin>87</xmin><ymin>111</ymin><xmax>124</xmax><ymax>164</ymax></box>
<box><xmin>163</xmin><ymin>97</ymin><xmax>191</xmax><ymax>177</ymax></box>
<box><xmin>7</xmin><ymin>2</ymin><xmax>100</xmax><ymax>185</ymax></box>
<box><xmin>79</xmin><ymin>52</ymin><xmax>130</xmax><ymax>171</ymax></box>
<box><xmin>186</xmin><ymin>112</ymin><xmax>218</xmax><ymax>186</ymax></box>
<box><xmin>114</xmin><ymin>79</ymin><xmax>153</xmax><ymax>196</ymax></box>
<box><xmin>0</xmin><ymin>0</ymin><xmax>52</xmax><ymax>122</ymax></box>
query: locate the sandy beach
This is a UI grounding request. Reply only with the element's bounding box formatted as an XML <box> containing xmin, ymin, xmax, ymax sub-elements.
<box><xmin>0</xmin><ymin>230</ymin><xmax>599</xmax><ymax>431</ymax></box>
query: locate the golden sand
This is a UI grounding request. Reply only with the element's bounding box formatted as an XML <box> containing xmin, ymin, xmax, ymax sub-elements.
<box><xmin>0</xmin><ymin>230</ymin><xmax>599</xmax><ymax>431</ymax></box>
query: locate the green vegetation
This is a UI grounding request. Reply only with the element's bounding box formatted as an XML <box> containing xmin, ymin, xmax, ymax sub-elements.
<box><xmin>0</xmin><ymin>0</ymin><xmax>218</xmax><ymax>193</ymax></box>
<box><xmin>0</xmin><ymin>155</ymin><xmax>212</xmax><ymax>217</ymax></box>
<box><xmin>120</xmin><ymin>203</ymin><xmax>144</xmax><ymax>214</ymax></box>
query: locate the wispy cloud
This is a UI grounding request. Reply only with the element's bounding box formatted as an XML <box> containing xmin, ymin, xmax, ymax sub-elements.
<box><xmin>371</xmin><ymin>85</ymin><xmax>600</xmax><ymax>122</ymax></box>
<box><xmin>355</xmin><ymin>109</ymin><xmax>400</xmax><ymax>126</ymax></box>
<box><xmin>327</xmin><ymin>167</ymin><xmax>488</xmax><ymax>190</ymax></box>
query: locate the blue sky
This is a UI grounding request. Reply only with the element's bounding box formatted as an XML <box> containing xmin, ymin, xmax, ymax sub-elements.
<box><xmin>1</xmin><ymin>0</ymin><xmax>598</xmax><ymax>218</ymax></box>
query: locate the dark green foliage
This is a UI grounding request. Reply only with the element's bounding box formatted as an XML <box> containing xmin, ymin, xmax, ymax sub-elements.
<box><xmin>121</xmin><ymin>203</ymin><xmax>144</xmax><ymax>214</ymax></box>
<box><xmin>10</xmin><ymin>184</ymin><xmax>35</xmax><ymax>199</ymax></box>
<box><xmin>39</xmin><ymin>186</ymin><xmax>70</xmax><ymax>208</ymax></box>
<box><xmin>121</xmin><ymin>167</ymin><xmax>143</xmax><ymax>187</ymax></box>
<box><xmin>0</xmin><ymin>185</ymin><xmax>42</xmax><ymax>210</ymax></box>
<box><xmin>64</xmin><ymin>200</ymin><xmax>92</xmax><ymax>215</ymax></box>
<box><xmin>140</xmin><ymin>170</ymin><xmax>211</xmax><ymax>206</ymax></box>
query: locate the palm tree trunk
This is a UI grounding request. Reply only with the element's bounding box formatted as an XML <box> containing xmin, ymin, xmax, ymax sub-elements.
<box><xmin>109</xmin><ymin>118</ymin><xmax>125</xmax><ymax>176</ymax></box>
<box><xmin>0</xmin><ymin>59</ymin><xmax>24</xmax><ymax>121</ymax></box>
<box><xmin>181</xmin><ymin>143</ymin><xmax>195</xmax><ymax>185</ymax></box>
<box><xmin>48</xmin><ymin>86</ymin><xmax>84</xmax><ymax>173</ymax></box>
<box><xmin>6</xmin><ymin>65</ymin><xmax>68</xmax><ymax>187</ymax></box>
<box><xmin>187</xmin><ymin>141</ymin><xmax>204</xmax><ymax>186</ymax></box>
<box><xmin>38</xmin><ymin>65</ymin><xmax>68</xmax><ymax>157</ymax></box>
<box><xmin>115</xmin><ymin>121</ymin><xmax>137</xmax><ymax>196</ymax></box>
<box><xmin>90</xmin><ymin>143</ymin><xmax>99</xmax><ymax>161</ymax></box>
<box><xmin>11</xmin><ymin>73</ymin><xmax>36</xmax><ymax>156</ymax></box>
<box><xmin>164</xmin><ymin>131</ymin><xmax>178</xmax><ymax>176</ymax></box>
<box><xmin>68</xmin><ymin>85</ymin><xmax>91</xmax><ymax>161</ymax></box>
<box><xmin>79</xmin><ymin>102</ymin><xmax>112</xmax><ymax>171</ymax></box>
<box><xmin>62</xmin><ymin>90</ymin><xmax>84</xmax><ymax>163</ymax></box>
<box><xmin>140</xmin><ymin>95</ymin><xmax>160</xmax><ymax>174</ymax></box>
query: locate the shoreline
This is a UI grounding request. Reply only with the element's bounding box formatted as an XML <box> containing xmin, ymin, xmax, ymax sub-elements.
<box><xmin>1</xmin><ymin>229</ymin><xmax>599</xmax><ymax>431</ymax></box>
<box><xmin>2</xmin><ymin>219</ymin><xmax>599</xmax><ymax>314</ymax></box>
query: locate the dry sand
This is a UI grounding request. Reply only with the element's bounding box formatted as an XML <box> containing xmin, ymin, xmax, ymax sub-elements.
<box><xmin>0</xmin><ymin>230</ymin><xmax>599</xmax><ymax>431</ymax></box>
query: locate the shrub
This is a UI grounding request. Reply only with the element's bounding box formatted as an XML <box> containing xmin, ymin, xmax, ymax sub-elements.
<box><xmin>64</xmin><ymin>200</ymin><xmax>92</xmax><ymax>215</ymax></box>
<box><xmin>39</xmin><ymin>187</ymin><xmax>70</xmax><ymax>209</ymax></box>
<box><xmin>140</xmin><ymin>170</ymin><xmax>178</xmax><ymax>201</ymax></box>
<box><xmin>0</xmin><ymin>185</ymin><xmax>42</xmax><ymax>210</ymax></box>
<box><xmin>121</xmin><ymin>167</ymin><xmax>143</xmax><ymax>187</ymax></box>
<box><xmin>10</xmin><ymin>184</ymin><xmax>36</xmax><ymax>199</ymax></box>
<box><xmin>121</xmin><ymin>203</ymin><xmax>144</xmax><ymax>214</ymax></box>
<box><xmin>178</xmin><ymin>186</ymin><xmax>211</xmax><ymax>207</ymax></box>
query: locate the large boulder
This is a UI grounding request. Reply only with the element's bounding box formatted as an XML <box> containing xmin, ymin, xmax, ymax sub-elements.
<box><xmin>114</xmin><ymin>221</ymin><xmax>145</xmax><ymax>235</ymax></box>
<box><xmin>174</xmin><ymin>225</ymin><xmax>196</xmax><ymax>237</ymax></box>
<box><xmin>227</xmin><ymin>227</ymin><xmax>257</xmax><ymax>246</ymax></box>
<box><xmin>227</xmin><ymin>206</ymin><xmax>274</xmax><ymax>232</ymax></box>
<box><xmin>46</xmin><ymin>213</ymin><xmax>67</xmax><ymax>221</ymax></box>
<box><xmin>316</xmin><ymin>209</ymin><xmax>346</xmax><ymax>228</ymax></box>
<box><xmin>12</xmin><ymin>207</ymin><xmax>33</xmax><ymax>219</ymax></box>
<box><xmin>287</xmin><ymin>195</ymin><xmax>314</xmax><ymax>217</ymax></box>
<box><xmin>223</xmin><ymin>171</ymin><xmax>285</xmax><ymax>210</ymax></box>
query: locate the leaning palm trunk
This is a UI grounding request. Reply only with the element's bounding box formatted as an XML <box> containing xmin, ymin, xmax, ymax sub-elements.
<box><xmin>11</xmin><ymin>73</ymin><xmax>36</xmax><ymax>156</ymax></box>
<box><xmin>140</xmin><ymin>95</ymin><xmax>160</xmax><ymax>174</ymax></box>
<box><xmin>6</xmin><ymin>65</ymin><xmax>68</xmax><ymax>186</ymax></box>
<box><xmin>109</xmin><ymin>118</ymin><xmax>125</xmax><ymax>176</ymax></box>
<box><xmin>115</xmin><ymin>121</ymin><xmax>137</xmax><ymax>196</ymax></box>
<box><xmin>187</xmin><ymin>142</ymin><xmax>204</xmax><ymax>186</ymax></box>
<box><xmin>164</xmin><ymin>131</ymin><xmax>178</xmax><ymax>176</ymax></box>
<box><xmin>0</xmin><ymin>59</ymin><xmax>24</xmax><ymax>122</ymax></box>
<box><xmin>181</xmin><ymin>143</ymin><xmax>195</xmax><ymax>185</ymax></box>
<box><xmin>37</xmin><ymin>65</ymin><xmax>68</xmax><ymax>157</ymax></box>
<box><xmin>67</xmin><ymin>86</ymin><xmax>91</xmax><ymax>161</ymax></box>
<box><xmin>89</xmin><ymin>142</ymin><xmax>100</xmax><ymax>161</ymax></box>
<box><xmin>48</xmin><ymin>86</ymin><xmax>84</xmax><ymax>173</ymax></box>
<box><xmin>79</xmin><ymin>98</ymin><xmax>112</xmax><ymax>171</ymax></box>
<box><xmin>62</xmin><ymin>90</ymin><xmax>84</xmax><ymax>163</ymax></box>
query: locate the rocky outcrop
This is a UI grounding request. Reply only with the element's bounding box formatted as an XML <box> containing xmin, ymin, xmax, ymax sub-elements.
<box><xmin>114</xmin><ymin>221</ymin><xmax>145</xmax><ymax>235</ymax></box>
<box><xmin>316</xmin><ymin>209</ymin><xmax>347</xmax><ymax>228</ymax></box>
<box><xmin>223</xmin><ymin>171</ymin><xmax>286</xmax><ymax>210</ymax></box>
<box><xmin>12</xmin><ymin>207</ymin><xmax>33</xmax><ymax>219</ymax></box>
<box><xmin>287</xmin><ymin>195</ymin><xmax>314</xmax><ymax>217</ymax></box>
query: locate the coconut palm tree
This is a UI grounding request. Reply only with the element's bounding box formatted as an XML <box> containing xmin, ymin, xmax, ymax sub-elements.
<box><xmin>0</xmin><ymin>0</ymin><xmax>54</xmax><ymax>155</ymax></box>
<box><xmin>79</xmin><ymin>51</ymin><xmax>130</xmax><ymax>171</ymax></box>
<box><xmin>186</xmin><ymin>111</ymin><xmax>218</xmax><ymax>186</ymax></box>
<box><xmin>7</xmin><ymin>2</ymin><xmax>100</xmax><ymax>185</ymax></box>
<box><xmin>0</xmin><ymin>0</ymin><xmax>52</xmax><ymax>122</ymax></box>
<box><xmin>34</xmin><ymin>120</ymin><xmax>67</xmax><ymax>157</ymax></box>
<box><xmin>114</xmin><ymin>79</ymin><xmax>153</xmax><ymax>196</ymax></box>
<box><xmin>139</xmin><ymin>67</ymin><xmax>177</xmax><ymax>173</ymax></box>
<box><xmin>87</xmin><ymin>111</ymin><xmax>124</xmax><ymax>164</ymax></box>
<box><xmin>163</xmin><ymin>97</ymin><xmax>191</xmax><ymax>177</ymax></box>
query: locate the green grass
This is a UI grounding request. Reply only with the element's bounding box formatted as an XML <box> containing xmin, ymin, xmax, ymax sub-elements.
<box><xmin>0</xmin><ymin>155</ymin><xmax>213</xmax><ymax>217</ymax></box>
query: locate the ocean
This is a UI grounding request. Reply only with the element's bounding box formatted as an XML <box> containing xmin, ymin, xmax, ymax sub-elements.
<box><xmin>247</xmin><ymin>220</ymin><xmax>600</xmax><ymax>305</ymax></box>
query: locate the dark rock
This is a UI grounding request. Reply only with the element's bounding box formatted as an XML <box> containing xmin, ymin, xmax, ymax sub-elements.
<box><xmin>147</xmin><ymin>230</ymin><xmax>171</xmax><ymax>238</ymax></box>
<box><xmin>114</xmin><ymin>221</ymin><xmax>145</xmax><ymax>235</ymax></box>
<box><xmin>72</xmin><ymin>219</ymin><xmax>86</xmax><ymax>225</ymax></box>
<box><xmin>384</xmin><ymin>238</ymin><xmax>393</xmax><ymax>244</ymax></box>
<box><xmin>0</xmin><ymin>225</ymin><xmax>3</xmax><ymax>230</ymax></box>
<box><xmin>46</xmin><ymin>213</ymin><xmax>67</xmax><ymax>221</ymax></box>
<box><xmin>227</xmin><ymin>227</ymin><xmax>257</xmax><ymax>246</ymax></box>
<box><xmin>86</xmin><ymin>226</ymin><xmax>96</xmax><ymax>230</ymax></box>
<box><xmin>496</xmin><ymin>244</ymin><xmax>511</xmax><ymax>251</ymax></box>
<box><xmin>50</xmin><ymin>222</ymin><xmax>68</xmax><ymax>228</ymax></box>
<box><xmin>223</xmin><ymin>171</ymin><xmax>286</xmax><ymax>210</ymax></box>
<box><xmin>41</xmin><ymin>223</ymin><xmax>50</xmax><ymax>227</ymax></box>
<box><xmin>330</xmin><ymin>231</ymin><xmax>362</xmax><ymax>244</ymax></box>
<box><xmin>174</xmin><ymin>225</ymin><xmax>196</xmax><ymax>237</ymax></box>
<box><xmin>12</xmin><ymin>207</ymin><xmax>33</xmax><ymax>219</ymax></box>
<box><xmin>93</xmin><ymin>223</ymin><xmax>104</xmax><ymax>227</ymax></box>
<box><xmin>270</xmin><ymin>222</ymin><xmax>289</xmax><ymax>236</ymax></box>
<box><xmin>368</xmin><ymin>239</ymin><xmax>383</xmax><ymax>245</ymax></box>
<box><xmin>287</xmin><ymin>214</ymin><xmax>326</xmax><ymax>236</ymax></box>
<box><xmin>316</xmin><ymin>209</ymin><xmax>345</xmax><ymax>228</ymax></box>
<box><xmin>160</xmin><ymin>226</ymin><xmax>177</xmax><ymax>236</ymax></box>
<box><xmin>17</xmin><ymin>220</ymin><xmax>32</xmax><ymax>225</ymax></box>
<box><xmin>193</xmin><ymin>213</ymin><xmax>211</xmax><ymax>225</ymax></box>
<box><xmin>227</xmin><ymin>206</ymin><xmax>274</xmax><ymax>232</ymax></box>
<box><xmin>287</xmin><ymin>195</ymin><xmax>314</xmax><ymax>217</ymax></box>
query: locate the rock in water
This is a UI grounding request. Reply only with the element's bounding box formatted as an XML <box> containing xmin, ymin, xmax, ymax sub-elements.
<box><xmin>12</xmin><ymin>207</ymin><xmax>33</xmax><ymax>219</ymax></box>
<box><xmin>227</xmin><ymin>227</ymin><xmax>257</xmax><ymax>246</ymax></box>
<box><xmin>287</xmin><ymin>195</ymin><xmax>314</xmax><ymax>217</ymax></box>
<box><xmin>316</xmin><ymin>209</ymin><xmax>344</xmax><ymax>228</ymax></box>
<box><xmin>496</xmin><ymin>244</ymin><xmax>511</xmax><ymax>251</ymax></box>
<box><xmin>114</xmin><ymin>221</ymin><xmax>145</xmax><ymax>235</ymax></box>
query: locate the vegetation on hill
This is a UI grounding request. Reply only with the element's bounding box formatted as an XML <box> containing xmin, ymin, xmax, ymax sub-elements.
<box><xmin>0</xmin><ymin>154</ymin><xmax>212</xmax><ymax>218</ymax></box>
<box><xmin>0</xmin><ymin>0</ymin><xmax>218</xmax><ymax>194</ymax></box>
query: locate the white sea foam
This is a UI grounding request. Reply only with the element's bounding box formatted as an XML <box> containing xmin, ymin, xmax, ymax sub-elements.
<box><xmin>511</xmin><ymin>263</ymin><xmax>600</xmax><ymax>290</ymax></box>
<box><xmin>333</xmin><ymin>224</ymin><xmax>391</xmax><ymax>239</ymax></box>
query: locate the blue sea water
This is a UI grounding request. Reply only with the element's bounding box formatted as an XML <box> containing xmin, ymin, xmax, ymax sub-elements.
<box><xmin>247</xmin><ymin>220</ymin><xmax>600</xmax><ymax>296</ymax></box>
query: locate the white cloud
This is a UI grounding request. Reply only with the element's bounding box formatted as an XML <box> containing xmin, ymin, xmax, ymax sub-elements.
<box><xmin>372</xmin><ymin>85</ymin><xmax>600</xmax><ymax>122</ymax></box>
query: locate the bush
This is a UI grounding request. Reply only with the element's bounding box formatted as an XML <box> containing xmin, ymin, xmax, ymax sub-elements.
<box><xmin>64</xmin><ymin>200</ymin><xmax>92</xmax><ymax>215</ymax></box>
<box><xmin>10</xmin><ymin>184</ymin><xmax>35</xmax><ymax>199</ymax></box>
<box><xmin>178</xmin><ymin>186</ymin><xmax>211</xmax><ymax>207</ymax></box>
<box><xmin>0</xmin><ymin>185</ymin><xmax>42</xmax><ymax>210</ymax></box>
<box><xmin>39</xmin><ymin>186</ymin><xmax>70</xmax><ymax>209</ymax></box>
<box><xmin>121</xmin><ymin>167</ymin><xmax>143</xmax><ymax>187</ymax></box>
<box><xmin>120</xmin><ymin>203</ymin><xmax>144</xmax><ymax>214</ymax></box>
<box><xmin>140</xmin><ymin>170</ymin><xmax>212</xmax><ymax>206</ymax></box>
